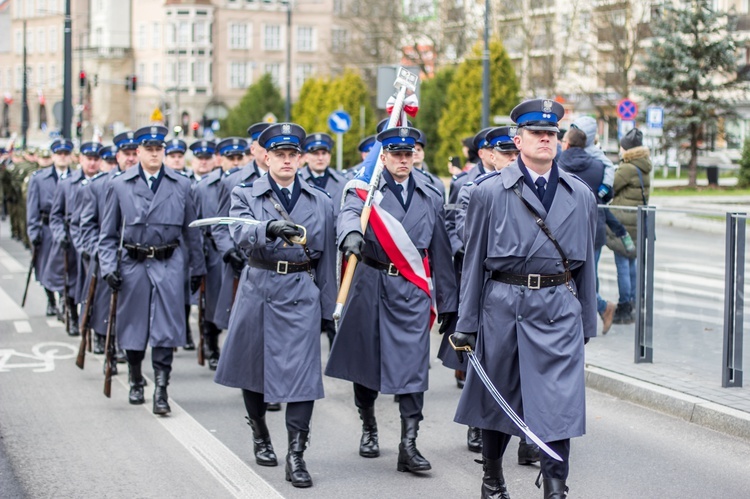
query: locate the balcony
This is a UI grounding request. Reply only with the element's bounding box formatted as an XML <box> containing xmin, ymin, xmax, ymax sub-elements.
<box><xmin>597</xmin><ymin>26</ymin><xmax>626</xmax><ymax>44</ymax></box>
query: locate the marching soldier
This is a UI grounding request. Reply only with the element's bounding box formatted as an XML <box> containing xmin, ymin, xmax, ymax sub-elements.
<box><xmin>412</xmin><ymin>129</ymin><xmax>445</xmax><ymax>199</ymax></box>
<box><xmin>342</xmin><ymin>135</ymin><xmax>376</xmax><ymax>179</ymax></box>
<box><xmin>99</xmin><ymin>145</ymin><xmax>118</xmax><ymax>168</ymax></box>
<box><xmin>16</xmin><ymin>149</ymin><xmax>43</xmax><ymax>248</ymax></box>
<box><xmin>214</xmin><ymin>123</ymin><xmax>336</xmax><ymax>489</ymax></box>
<box><xmin>451</xmin><ymin>99</ymin><xmax>597</xmax><ymax>499</ymax></box>
<box><xmin>299</xmin><ymin>133</ymin><xmax>347</xmax><ymax>215</ymax></box>
<box><xmin>28</xmin><ymin>139</ymin><xmax>73</xmax><ymax>318</ymax></box>
<box><xmin>325</xmin><ymin>126</ymin><xmax>458</xmax><ymax>474</ymax></box>
<box><xmin>190</xmin><ymin>139</ymin><xmax>217</xmax><ymax>181</ymax></box>
<box><xmin>99</xmin><ymin>126</ymin><xmax>205</xmax><ymax>415</ymax></box>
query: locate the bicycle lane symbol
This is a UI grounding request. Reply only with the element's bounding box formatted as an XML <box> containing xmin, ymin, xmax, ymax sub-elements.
<box><xmin>0</xmin><ymin>342</ymin><xmax>77</xmax><ymax>373</ymax></box>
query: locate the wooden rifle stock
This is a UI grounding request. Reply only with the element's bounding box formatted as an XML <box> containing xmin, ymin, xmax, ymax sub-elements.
<box><xmin>76</xmin><ymin>263</ymin><xmax>98</xmax><ymax>370</ymax></box>
<box><xmin>21</xmin><ymin>246</ymin><xmax>36</xmax><ymax>307</ymax></box>
<box><xmin>197</xmin><ymin>277</ymin><xmax>206</xmax><ymax>366</ymax></box>
<box><xmin>103</xmin><ymin>289</ymin><xmax>117</xmax><ymax>398</ymax></box>
<box><xmin>63</xmin><ymin>246</ymin><xmax>70</xmax><ymax>332</ymax></box>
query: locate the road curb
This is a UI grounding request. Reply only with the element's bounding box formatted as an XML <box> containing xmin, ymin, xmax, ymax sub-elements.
<box><xmin>585</xmin><ymin>365</ymin><xmax>750</xmax><ymax>441</ymax></box>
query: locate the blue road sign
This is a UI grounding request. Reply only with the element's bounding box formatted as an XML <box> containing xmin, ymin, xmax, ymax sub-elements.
<box><xmin>328</xmin><ymin>111</ymin><xmax>352</xmax><ymax>134</ymax></box>
<box><xmin>618</xmin><ymin>119</ymin><xmax>635</xmax><ymax>140</ymax></box>
<box><xmin>647</xmin><ymin>107</ymin><xmax>664</xmax><ymax>129</ymax></box>
<box><xmin>617</xmin><ymin>98</ymin><xmax>638</xmax><ymax>121</ymax></box>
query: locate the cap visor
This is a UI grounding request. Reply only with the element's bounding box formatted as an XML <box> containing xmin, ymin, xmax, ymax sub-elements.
<box><xmin>269</xmin><ymin>144</ymin><xmax>301</xmax><ymax>151</ymax></box>
<box><xmin>521</xmin><ymin>124</ymin><xmax>560</xmax><ymax>133</ymax></box>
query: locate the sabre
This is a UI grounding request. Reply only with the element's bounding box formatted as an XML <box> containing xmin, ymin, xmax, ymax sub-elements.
<box><xmin>449</xmin><ymin>336</ymin><xmax>563</xmax><ymax>462</ymax></box>
<box><xmin>189</xmin><ymin>217</ymin><xmax>307</xmax><ymax>245</ymax></box>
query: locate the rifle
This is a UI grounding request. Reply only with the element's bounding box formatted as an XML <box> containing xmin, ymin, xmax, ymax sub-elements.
<box><xmin>104</xmin><ymin>218</ymin><xmax>126</xmax><ymax>398</ymax></box>
<box><xmin>76</xmin><ymin>257</ymin><xmax>98</xmax><ymax>369</ymax></box>
<box><xmin>63</xmin><ymin>234</ymin><xmax>71</xmax><ymax>332</ymax></box>
<box><xmin>197</xmin><ymin>277</ymin><xmax>206</xmax><ymax>366</ymax></box>
<box><xmin>21</xmin><ymin>246</ymin><xmax>36</xmax><ymax>307</ymax></box>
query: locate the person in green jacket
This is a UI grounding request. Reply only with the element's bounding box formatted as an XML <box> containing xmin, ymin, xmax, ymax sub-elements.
<box><xmin>607</xmin><ymin>128</ymin><xmax>652</xmax><ymax>324</ymax></box>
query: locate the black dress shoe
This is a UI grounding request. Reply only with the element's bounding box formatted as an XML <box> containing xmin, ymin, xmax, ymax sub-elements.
<box><xmin>45</xmin><ymin>303</ymin><xmax>58</xmax><ymax>317</ymax></box>
<box><xmin>467</xmin><ymin>426</ymin><xmax>482</xmax><ymax>453</ymax></box>
<box><xmin>518</xmin><ymin>440</ymin><xmax>540</xmax><ymax>465</ymax></box>
<box><xmin>116</xmin><ymin>348</ymin><xmax>127</xmax><ymax>364</ymax></box>
<box><xmin>267</xmin><ymin>402</ymin><xmax>281</xmax><ymax>412</ymax></box>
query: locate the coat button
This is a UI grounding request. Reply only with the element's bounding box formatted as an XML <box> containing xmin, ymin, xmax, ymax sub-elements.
<box><xmin>517</xmin><ymin>315</ymin><xmax>523</xmax><ymax>321</ymax></box>
<box><xmin>266</xmin><ymin>298</ymin><xmax>271</xmax><ymax>303</ymax></box>
<box><xmin>270</xmin><ymin>274</ymin><xmax>275</xmax><ymax>278</ymax></box>
<box><xmin>295</xmin><ymin>276</ymin><xmax>300</xmax><ymax>282</ymax></box>
<box><xmin>293</xmin><ymin>300</ymin><xmax>298</xmax><ymax>305</ymax></box>
<box><xmin>549</xmin><ymin>288</ymin><xmax>555</xmax><ymax>294</ymax></box>
<box><xmin>249</xmin><ymin>236</ymin><xmax>256</xmax><ymax>243</ymax></box>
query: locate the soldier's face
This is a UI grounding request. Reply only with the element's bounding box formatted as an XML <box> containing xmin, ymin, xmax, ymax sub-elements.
<box><xmin>38</xmin><ymin>156</ymin><xmax>53</xmax><ymax>167</ymax></box>
<box><xmin>514</xmin><ymin>129</ymin><xmax>557</xmax><ymax>166</ymax></box>
<box><xmin>117</xmin><ymin>149</ymin><xmax>139</xmax><ymax>170</ymax></box>
<box><xmin>306</xmin><ymin>150</ymin><xmax>330</xmax><ymax>174</ymax></box>
<box><xmin>251</xmin><ymin>142</ymin><xmax>268</xmax><ymax>170</ymax></box>
<box><xmin>138</xmin><ymin>145</ymin><xmax>165</xmax><ymax>172</ymax></box>
<box><xmin>100</xmin><ymin>159</ymin><xmax>117</xmax><ymax>173</ymax></box>
<box><xmin>381</xmin><ymin>150</ymin><xmax>414</xmax><ymax>183</ymax></box>
<box><xmin>165</xmin><ymin>152</ymin><xmax>185</xmax><ymax>170</ymax></box>
<box><xmin>492</xmin><ymin>149</ymin><xmax>518</xmax><ymax>170</ymax></box>
<box><xmin>266</xmin><ymin>149</ymin><xmax>301</xmax><ymax>186</ymax></box>
<box><xmin>193</xmin><ymin>156</ymin><xmax>213</xmax><ymax>175</ymax></box>
<box><xmin>221</xmin><ymin>154</ymin><xmax>244</xmax><ymax>172</ymax></box>
<box><xmin>413</xmin><ymin>144</ymin><xmax>425</xmax><ymax>167</ymax></box>
<box><xmin>53</xmin><ymin>151</ymin><xmax>72</xmax><ymax>168</ymax></box>
<box><xmin>80</xmin><ymin>155</ymin><xmax>100</xmax><ymax>177</ymax></box>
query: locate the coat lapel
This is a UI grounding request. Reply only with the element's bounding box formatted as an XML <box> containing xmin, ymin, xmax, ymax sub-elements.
<box><xmin>147</xmin><ymin>167</ymin><xmax>178</xmax><ymax>217</ymax></box>
<box><xmin>376</xmin><ymin>176</ymin><xmax>406</xmax><ymax>222</ymax></box>
<box><xmin>526</xmin><ymin>174</ymin><xmax>577</xmax><ymax>260</ymax></box>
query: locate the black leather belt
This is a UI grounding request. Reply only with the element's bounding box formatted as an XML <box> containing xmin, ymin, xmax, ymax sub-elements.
<box><xmin>490</xmin><ymin>270</ymin><xmax>570</xmax><ymax>290</ymax></box>
<box><xmin>246</xmin><ymin>257</ymin><xmax>312</xmax><ymax>275</ymax></box>
<box><xmin>40</xmin><ymin>211</ymin><xmax>50</xmax><ymax>225</ymax></box>
<box><xmin>361</xmin><ymin>255</ymin><xmax>400</xmax><ymax>276</ymax></box>
<box><xmin>124</xmin><ymin>242</ymin><xmax>179</xmax><ymax>261</ymax></box>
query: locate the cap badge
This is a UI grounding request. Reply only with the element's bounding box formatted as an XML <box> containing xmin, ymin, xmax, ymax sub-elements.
<box><xmin>399</xmin><ymin>127</ymin><xmax>409</xmax><ymax>137</ymax></box>
<box><xmin>281</xmin><ymin>124</ymin><xmax>291</xmax><ymax>135</ymax></box>
<box><xmin>150</xmin><ymin>126</ymin><xmax>158</xmax><ymax>136</ymax></box>
<box><xmin>127</xmin><ymin>132</ymin><xmax>134</xmax><ymax>139</ymax></box>
<box><xmin>232</xmin><ymin>138</ymin><xmax>239</xmax><ymax>146</ymax></box>
<box><xmin>509</xmin><ymin>127</ymin><xmax>517</xmax><ymax>136</ymax></box>
<box><xmin>542</xmin><ymin>100</ymin><xmax>553</xmax><ymax>113</ymax></box>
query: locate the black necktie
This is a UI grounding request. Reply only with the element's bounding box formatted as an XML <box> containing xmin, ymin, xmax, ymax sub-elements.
<box><xmin>280</xmin><ymin>187</ymin><xmax>291</xmax><ymax>201</ymax></box>
<box><xmin>535</xmin><ymin>177</ymin><xmax>546</xmax><ymax>202</ymax></box>
<box><xmin>394</xmin><ymin>184</ymin><xmax>404</xmax><ymax>202</ymax></box>
<box><xmin>149</xmin><ymin>176</ymin><xmax>158</xmax><ymax>193</ymax></box>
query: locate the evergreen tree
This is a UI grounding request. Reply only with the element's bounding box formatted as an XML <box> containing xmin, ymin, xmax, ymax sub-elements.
<box><xmin>412</xmin><ymin>65</ymin><xmax>456</xmax><ymax>175</ymax></box>
<box><xmin>738</xmin><ymin>138</ymin><xmax>750</xmax><ymax>188</ymax></box>
<box><xmin>292</xmin><ymin>77</ymin><xmax>331</xmax><ymax>134</ymax></box>
<box><xmin>435</xmin><ymin>40</ymin><xmax>519</xmax><ymax>176</ymax></box>
<box><xmin>638</xmin><ymin>0</ymin><xmax>746</xmax><ymax>187</ymax></box>
<box><xmin>220</xmin><ymin>73</ymin><xmax>285</xmax><ymax>137</ymax></box>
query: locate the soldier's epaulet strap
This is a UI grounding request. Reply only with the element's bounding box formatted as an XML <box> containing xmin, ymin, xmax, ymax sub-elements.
<box><xmin>113</xmin><ymin>171</ymin><xmax>124</xmax><ymax>177</ymax></box>
<box><xmin>90</xmin><ymin>171</ymin><xmax>107</xmax><ymax>182</ymax></box>
<box><xmin>239</xmin><ymin>182</ymin><xmax>254</xmax><ymax>188</ymax></box>
<box><xmin>451</xmin><ymin>171</ymin><xmax>468</xmax><ymax>181</ymax></box>
<box><xmin>31</xmin><ymin>169</ymin><xmax>40</xmax><ymax>176</ymax></box>
<box><xmin>415</xmin><ymin>168</ymin><xmax>431</xmax><ymax>179</ymax></box>
<box><xmin>311</xmin><ymin>185</ymin><xmax>331</xmax><ymax>198</ymax></box>
<box><xmin>474</xmin><ymin>170</ymin><xmax>501</xmax><ymax>185</ymax></box>
<box><xmin>422</xmin><ymin>182</ymin><xmax>442</xmax><ymax>198</ymax></box>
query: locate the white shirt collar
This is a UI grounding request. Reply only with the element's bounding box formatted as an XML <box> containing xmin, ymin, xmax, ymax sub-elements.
<box><xmin>526</xmin><ymin>168</ymin><xmax>551</xmax><ymax>184</ymax></box>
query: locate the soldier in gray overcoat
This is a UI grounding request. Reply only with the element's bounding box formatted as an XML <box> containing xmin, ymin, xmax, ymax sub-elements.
<box><xmin>325</xmin><ymin>127</ymin><xmax>458</xmax><ymax>475</ymax></box>
<box><xmin>451</xmin><ymin>100</ymin><xmax>597</xmax><ymax>499</ymax></box>
<box><xmin>27</xmin><ymin>139</ymin><xmax>73</xmax><ymax>318</ymax></box>
<box><xmin>99</xmin><ymin>126</ymin><xmax>205</xmax><ymax>415</ymax></box>
<box><xmin>214</xmin><ymin>123</ymin><xmax>336</xmax><ymax>489</ymax></box>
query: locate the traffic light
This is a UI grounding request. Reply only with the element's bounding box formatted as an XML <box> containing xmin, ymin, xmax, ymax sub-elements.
<box><xmin>93</xmin><ymin>74</ymin><xmax>98</xmax><ymax>87</ymax></box>
<box><xmin>125</xmin><ymin>76</ymin><xmax>131</xmax><ymax>91</ymax></box>
<box><xmin>79</xmin><ymin>71</ymin><xmax>86</xmax><ymax>88</ymax></box>
<box><xmin>76</xmin><ymin>121</ymin><xmax>82</xmax><ymax>138</ymax></box>
<box><xmin>191</xmin><ymin>121</ymin><xmax>200</xmax><ymax>137</ymax></box>
<box><xmin>131</xmin><ymin>76</ymin><xmax>137</xmax><ymax>92</ymax></box>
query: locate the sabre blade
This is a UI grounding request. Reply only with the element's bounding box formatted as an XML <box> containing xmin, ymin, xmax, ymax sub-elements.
<box><xmin>188</xmin><ymin>216</ymin><xmax>263</xmax><ymax>228</ymax></box>
<box><xmin>467</xmin><ymin>352</ymin><xmax>563</xmax><ymax>462</ymax></box>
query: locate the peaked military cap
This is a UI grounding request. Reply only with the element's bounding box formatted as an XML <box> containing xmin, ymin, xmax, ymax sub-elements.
<box><xmin>247</xmin><ymin>122</ymin><xmax>272</xmax><ymax>141</ymax></box>
<box><xmin>165</xmin><ymin>138</ymin><xmax>187</xmax><ymax>155</ymax></box>
<box><xmin>257</xmin><ymin>123</ymin><xmax>306</xmax><ymax>152</ymax></box>
<box><xmin>134</xmin><ymin>125</ymin><xmax>168</xmax><ymax>146</ymax></box>
<box><xmin>80</xmin><ymin>142</ymin><xmax>104</xmax><ymax>157</ymax></box>
<box><xmin>217</xmin><ymin>137</ymin><xmax>248</xmax><ymax>157</ymax></box>
<box><xmin>486</xmin><ymin>126</ymin><xmax>519</xmax><ymax>151</ymax></box>
<box><xmin>358</xmin><ymin>135</ymin><xmax>376</xmax><ymax>153</ymax></box>
<box><xmin>472</xmin><ymin>127</ymin><xmax>495</xmax><ymax>150</ymax></box>
<box><xmin>113</xmin><ymin>130</ymin><xmax>139</xmax><ymax>150</ymax></box>
<box><xmin>100</xmin><ymin>145</ymin><xmax>118</xmax><ymax>161</ymax></box>
<box><xmin>303</xmin><ymin>133</ymin><xmax>334</xmax><ymax>153</ymax></box>
<box><xmin>415</xmin><ymin>129</ymin><xmax>427</xmax><ymax>147</ymax></box>
<box><xmin>377</xmin><ymin>117</ymin><xmax>413</xmax><ymax>134</ymax></box>
<box><xmin>50</xmin><ymin>139</ymin><xmax>74</xmax><ymax>154</ymax></box>
<box><xmin>189</xmin><ymin>140</ymin><xmax>216</xmax><ymax>157</ymax></box>
<box><xmin>38</xmin><ymin>148</ymin><xmax>52</xmax><ymax>158</ymax></box>
<box><xmin>510</xmin><ymin>99</ymin><xmax>565</xmax><ymax>133</ymax></box>
<box><xmin>376</xmin><ymin>126</ymin><xmax>420</xmax><ymax>152</ymax></box>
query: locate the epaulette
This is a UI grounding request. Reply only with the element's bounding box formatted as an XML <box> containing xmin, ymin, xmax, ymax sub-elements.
<box><xmin>451</xmin><ymin>171</ymin><xmax>468</xmax><ymax>181</ymax></box>
<box><xmin>31</xmin><ymin>169</ymin><xmax>40</xmax><ymax>176</ymax></box>
<box><xmin>422</xmin><ymin>182</ymin><xmax>443</xmax><ymax>198</ymax></box>
<box><xmin>91</xmin><ymin>171</ymin><xmax>107</xmax><ymax>181</ymax></box>
<box><xmin>474</xmin><ymin>170</ymin><xmax>501</xmax><ymax>185</ymax></box>
<box><xmin>415</xmin><ymin>168</ymin><xmax>431</xmax><ymax>179</ymax></box>
<box><xmin>239</xmin><ymin>182</ymin><xmax>254</xmax><ymax>188</ymax></box>
<box><xmin>311</xmin><ymin>185</ymin><xmax>331</xmax><ymax>198</ymax></box>
<box><xmin>114</xmin><ymin>171</ymin><xmax>124</xmax><ymax>177</ymax></box>
<box><xmin>81</xmin><ymin>178</ymin><xmax>89</xmax><ymax>186</ymax></box>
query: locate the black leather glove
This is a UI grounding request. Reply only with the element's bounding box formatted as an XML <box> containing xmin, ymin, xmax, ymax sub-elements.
<box><xmin>60</xmin><ymin>236</ymin><xmax>71</xmax><ymax>250</ymax></box>
<box><xmin>105</xmin><ymin>271</ymin><xmax>123</xmax><ymax>291</ymax></box>
<box><xmin>223</xmin><ymin>248</ymin><xmax>246</xmax><ymax>274</ymax></box>
<box><xmin>321</xmin><ymin>318</ymin><xmax>336</xmax><ymax>335</ymax></box>
<box><xmin>190</xmin><ymin>275</ymin><xmax>204</xmax><ymax>294</ymax></box>
<box><xmin>32</xmin><ymin>236</ymin><xmax>42</xmax><ymax>246</ymax></box>
<box><xmin>451</xmin><ymin>332</ymin><xmax>476</xmax><ymax>364</ymax></box>
<box><xmin>81</xmin><ymin>251</ymin><xmax>91</xmax><ymax>263</ymax></box>
<box><xmin>438</xmin><ymin>312</ymin><xmax>458</xmax><ymax>335</ymax></box>
<box><xmin>266</xmin><ymin>220</ymin><xmax>302</xmax><ymax>245</ymax></box>
<box><xmin>584</xmin><ymin>337</ymin><xmax>590</xmax><ymax>345</ymax></box>
<box><xmin>340</xmin><ymin>231</ymin><xmax>364</xmax><ymax>261</ymax></box>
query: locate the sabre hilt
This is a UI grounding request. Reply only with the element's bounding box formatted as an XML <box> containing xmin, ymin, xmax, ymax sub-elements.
<box><xmin>448</xmin><ymin>334</ymin><xmax>473</xmax><ymax>353</ymax></box>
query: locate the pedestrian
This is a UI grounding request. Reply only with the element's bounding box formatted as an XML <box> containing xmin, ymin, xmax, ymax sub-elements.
<box><xmin>325</xmin><ymin>126</ymin><xmax>458</xmax><ymax>475</ymax></box>
<box><xmin>99</xmin><ymin>125</ymin><xmax>205</xmax><ymax>415</ymax></box>
<box><xmin>213</xmin><ymin>123</ymin><xmax>336</xmax><ymax>489</ymax></box>
<box><xmin>571</xmin><ymin>116</ymin><xmax>615</xmax><ymax>201</ymax></box>
<box><xmin>451</xmin><ymin>98</ymin><xmax>597</xmax><ymax>499</ymax></box>
<box><xmin>27</xmin><ymin>139</ymin><xmax>73</xmax><ymax>319</ymax></box>
<box><xmin>607</xmin><ymin>127</ymin><xmax>652</xmax><ymax>324</ymax></box>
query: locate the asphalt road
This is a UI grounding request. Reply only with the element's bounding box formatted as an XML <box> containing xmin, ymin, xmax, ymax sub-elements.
<box><xmin>2</xmin><ymin>219</ymin><xmax>750</xmax><ymax>498</ymax></box>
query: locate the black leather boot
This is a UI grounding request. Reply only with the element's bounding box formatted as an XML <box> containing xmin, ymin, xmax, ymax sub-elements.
<box><xmin>481</xmin><ymin>457</ymin><xmax>511</xmax><ymax>499</ymax></box>
<box><xmin>153</xmin><ymin>370</ymin><xmax>171</xmax><ymax>415</ymax></box>
<box><xmin>536</xmin><ymin>473</ymin><xmax>568</xmax><ymax>499</ymax></box>
<box><xmin>467</xmin><ymin>426</ymin><xmax>482</xmax><ymax>453</ymax></box>
<box><xmin>397</xmin><ymin>418</ymin><xmax>431</xmax><ymax>473</ymax></box>
<box><xmin>358</xmin><ymin>407</ymin><xmax>379</xmax><ymax>458</ymax></box>
<box><xmin>285</xmin><ymin>431</ymin><xmax>312</xmax><ymax>488</ymax></box>
<box><xmin>128</xmin><ymin>363</ymin><xmax>145</xmax><ymax>405</ymax></box>
<box><xmin>93</xmin><ymin>334</ymin><xmax>105</xmax><ymax>355</ymax></box>
<box><xmin>205</xmin><ymin>331</ymin><xmax>220</xmax><ymax>371</ymax></box>
<box><xmin>268</xmin><ymin>402</ymin><xmax>282</xmax><ymax>411</ymax></box>
<box><xmin>67</xmin><ymin>297</ymin><xmax>79</xmax><ymax>336</ymax></box>
<box><xmin>455</xmin><ymin>370</ymin><xmax>466</xmax><ymax>389</ymax></box>
<box><xmin>517</xmin><ymin>439</ymin><xmax>540</xmax><ymax>465</ymax></box>
<box><xmin>116</xmin><ymin>348</ymin><xmax>127</xmax><ymax>364</ymax></box>
<box><xmin>246</xmin><ymin>416</ymin><xmax>277</xmax><ymax>466</ymax></box>
<box><xmin>613</xmin><ymin>302</ymin><xmax>633</xmax><ymax>325</ymax></box>
<box><xmin>45</xmin><ymin>289</ymin><xmax>58</xmax><ymax>317</ymax></box>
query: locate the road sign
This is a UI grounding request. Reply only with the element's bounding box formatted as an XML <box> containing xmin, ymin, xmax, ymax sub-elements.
<box><xmin>328</xmin><ymin>111</ymin><xmax>351</xmax><ymax>134</ymax></box>
<box><xmin>150</xmin><ymin>108</ymin><xmax>164</xmax><ymax>123</ymax></box>
<box><xmin>262</xmin><ymin>112</ymin><xmax>277</xmax><ymax>124</ymax></box>
<box><xmin>647</xmin><ymin>107</ymin><xmax>664</xmax><ymax>129</ymax></box>
<box><xmin>617</xmin><ymin>99</ymin><xmax>638</xmax><ymax>121</ymax></box>
<box><xmin>618</xmin><ymin>119</ymin><xmax>635</xmax><ymax>139</ymax></box>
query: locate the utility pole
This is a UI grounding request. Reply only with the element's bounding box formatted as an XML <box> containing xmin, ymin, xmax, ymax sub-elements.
<box><xmin>79</xmin><ymin>32</ymin><xmax>84</xmax><ymax>140</ymax></box>
<box><xmin>174</xmin><ymin>20</ymin><xmax>180</xmax><ymax>132</ymax></box>
<box><xmin>62</xmin><ymin>0</ymin><xmax>73</xmax><ymax>139</ymax></box>
<box><xmin>481</xmin><ymin>0</ymin><xmax>490</xmax><ymax>129</ymax></box>
<box><xmin>21</xmin><ymin>20</ymin><xmax>29</xmax><ymax>150</ymax></box>
<box><xmin>285</xmin><ymin>0</ymin><xmax>292</xmax><ymax>122</ymax></box>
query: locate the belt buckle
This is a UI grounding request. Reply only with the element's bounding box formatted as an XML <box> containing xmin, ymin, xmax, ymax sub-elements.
<box><xmin>276</xmin><ymin>260</ymin><xmax>289</xmax><ymax>275</ymax></box>
<box><xmin>527</xmin><ymin>273</ymin><xmax>541</xmax><ymax>290</ymax></box>
<box><xmin>387</xmin><ymin>263</ymin><xmax>399</xmax><ymax>276</ymax></box>
<box><xmin>145</xmin><ymin>246</ymin><xmax>156</xmax><ymax>259</ymax></box>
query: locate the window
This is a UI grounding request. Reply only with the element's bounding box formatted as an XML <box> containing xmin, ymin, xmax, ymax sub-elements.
<box><xmin>26</xmin><ymin>67</ymin><xmax>33</xmax><ymax>88</ymax></box>
<box><xmin>15</xmin><ymin>66</ymin><xmax>23</xmax><ymax>89</ymax></box>
<box><xmin>333</xmin><ymin>0</ymin><xmax>343</xmax><ymax>14</ymax></box>
<box><xmin>265</xmin><ymin>63</ymin><xmax>280</xmax><ymax>87</ymax></box>
<box><xmin>178</xmin><ymin>61</ymin><xmax>188</xmax><ymax>85</ymax></box>
<box><xmin>153</xmin><ymin>62</ymin><xmax>160</xmax><ymax>85</ymax></box>
<box><xmin>152</xmin><ymin>22</ymin><xmax>161</xmax><ymax>48</ymax></box>
<box><xmin>38</xmin><ymin>65</ymin><xmax>45</xmax><ymax>88</ymax></box>
<box><xmin>49</xmin><ymin>27</ymin><xmax>58</xmax><ymax>53</ymax></box>
<box><xmin>194</xmin><ymin>21</ymin><xmax>208</xmax><ymax>46</ymax></box>
<box><xmin>49</xmin><ymin>64</ymin><xmax>57</xmax><ymax>88</ymax></box>
<box><xmin>331</xmin><ymin>28</ymin><xmax>347</xmax><ymax>53</ymax></box>
<box><xmin>95</xmin><ymin>27</ymin><xmax>103</xmax><ymax>47</ymax></box>
<box><xmin>193</xmin><ymin>61</ymin><xmax>205</xmax><ymax>85</ymax></box>
<box><xmin>14</xmin><ymin>30</ymin><xmax>21</xmax><ymax>54</ymax></box>
<box><xmin>263</xmin><ymin>25</ymin><xmax>281</xmax><ymax>51</ymax></box>
<box><xmin>295</xmin><ymin>63</ymin><xmax>313</xmax><ymax>90</ymax></box>
<box><xmin>138</xmin><ymin>24</ymin><xmax>147</xmax><ymax>49</ymax></box>
<box><xmin>229</xmin><ymin>24</ymin><xmax>249</xmax><ymax>49</ymax></box>
<box><xmin>138</xmin><ymin>63</ymin><xmax>145</xmax><ymax>80</ymax></box>
<box><xmin>297</xmin><ymin>26</ymin><xmax>314</xmax><ymax>52</ymax></box>
<box><xmin>229</xmin><ymin>62</ymin><xmax>248</xmax><ymax>89</ymax></box>
<box><xmin>38</xmin><ymin>28</ymin><xmax>46</xmax><ymax>53</ymax></box>
<box><xmin>27</xmin><ymin>29</ymin><xmax>35</xmax><ymax>54</ymax></box>
<box><xmin>178</xmin><ymin>22</ymin><xmax>190</xmax><ymax>45</ymax></box>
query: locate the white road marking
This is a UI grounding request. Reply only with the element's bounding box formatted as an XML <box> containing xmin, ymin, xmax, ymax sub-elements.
<box><xmin>0</xmin><ymin>247</ymin><xmax>26</xmax><ymax>273</ymax></box>
<box><xmin>112</xmin><ymin>374</ymin><xmax>284</xmax><ymax>499</ymax></box>
<box><xmin>0</xmin><ymin>342</ymin><xmax>77</xmax><ymax>372</ymax></box>
<box><xmin>0</xmin><ymin>286</ymin><xmax>28</xmax><ymax>320</ymax></box>
<box><xmin>46</xmin><ymin>319</ymin><xmax>64</xmax><ymax>328</ymax></box>
<box><xmin>13</xmin><ymin>321</ymin><xmax>32</xmax><ymax>333</ymax></box>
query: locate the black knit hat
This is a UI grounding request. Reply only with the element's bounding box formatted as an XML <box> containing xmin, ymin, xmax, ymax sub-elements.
<box><xmin>620</xmin><ymin>128</ymin><xmax>643</xmax><ymax>150</ymax></box>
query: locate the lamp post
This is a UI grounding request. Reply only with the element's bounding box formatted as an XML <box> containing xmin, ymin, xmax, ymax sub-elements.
<box><xmin>62</xmin><ymin>0</ymin><xmax>73</xmax><ymax>139</ymax></box>
<box><xmin>285</xmin><ymin>0</ymin><xmax>292</xmax><ymax>122</ymax></box>
<box><xmin>21</xmin><ymin>20</ymin><xmax>29</xmax><ymax>149</ymax></box>
<box><xmin>481</xmin><ymin>0</ymin><xmax>490</xmax><ymax>129</ymax></box>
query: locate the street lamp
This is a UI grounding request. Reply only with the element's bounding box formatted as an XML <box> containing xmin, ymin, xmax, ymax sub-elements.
<box><xmin>63</xmin><ymin>0</ymin><xmax>73</xmax><ymax>139</ymax></box>
<box><xmin>284</xmin><ymin>0</ymin><xmax>292</xmax><ymax>122</ymax></box>
<box><xmin>481</xmin><ymin>0</ymin><xmax>490</xmax><ymax>129</ymax></box>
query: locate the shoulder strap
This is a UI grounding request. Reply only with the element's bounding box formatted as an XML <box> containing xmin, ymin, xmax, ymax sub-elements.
<box><xmin>635</xmin><ymin>168</ymin><xmax>647</xmax><ymax>205</ymax></box>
